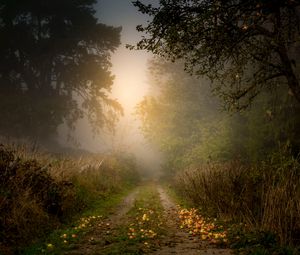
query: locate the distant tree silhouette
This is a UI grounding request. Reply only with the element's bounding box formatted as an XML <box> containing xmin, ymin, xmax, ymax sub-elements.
<box><xmin>132</xmin><ymin>0</ymin><xmax>300</xmax><ymax>110</ymax></box>
<box><xmin>0</xmin><ymin>0</ymin><xmax>122</xmax><ymax>141</ymax></box>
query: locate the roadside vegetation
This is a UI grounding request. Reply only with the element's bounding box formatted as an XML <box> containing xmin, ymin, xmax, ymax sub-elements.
<box><xmin>1</xmin><ymin>0</ymin><xmax>300</xmax><ymax>254</ymax></box>
<box><xmin>136</xmin><ymin>58</ymin><xmax>300</xmax><ymax>254</ymax></box>
<box><xmin>0</xmin><ymin>144</ymin><xmax>140</xmax><ymax>254</ymax></box>
<box><xmin>173</xmin><ymin>150</ymin><xmax>300</xmax><ymax>254</ymax></box>
<box><xmin>133</xmin><ymin>1</ymin><xmax>300</xmax><ymax>252</ymax></box>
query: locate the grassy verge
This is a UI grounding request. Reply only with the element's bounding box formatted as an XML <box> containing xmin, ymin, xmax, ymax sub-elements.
<box><xmin>167</xmin><ymin>183</ymin><xmax>298</xmax><ymax>254</ymax></box>
<box><xmin>101</xmin><ymin>183</ymin><xmax>166</xmax><ymax>254</ymax></box>
<box><xmin>163</xmin><ymin>183</ymin><xmax>192</xmax><ymax>209</ymax></box>
<box><xmin>23</xmin><ymin>188</ymin><xmax>133</xmax><ymax>255</ymax></box>
<box><xmin>169</xmin><ymin>149</ymin><xmax>300</xmax><ymax>255</ymax></box>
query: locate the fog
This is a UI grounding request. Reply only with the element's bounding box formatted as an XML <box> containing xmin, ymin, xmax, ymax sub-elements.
<box><xmin>54</xmin><ymin>0</ymin><xmax>163</xmax><ymax>177</ymax></box>
<box><xmin>1</xmin><ymin>0</ymin><xmax>300</xmax><ymax>178</ymax></box>
<box><xmin>57</xmin><ymin>111</ymin><xmax>163</xmax><ymax>177</ymax></box>
<box><xmin>2</xmin><ymin>1</ymin><xmax>300</xmax><ymax>253</ymax></box>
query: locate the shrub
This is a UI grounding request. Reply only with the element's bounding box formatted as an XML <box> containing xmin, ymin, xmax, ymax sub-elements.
<box><xmin>0</xmin><ymin>144</ymin><xmax>140</xmax><ymax>253</ymax></box>
<box><xmin>0</xmin><ymin>145</ymin><xmax>57</xmax><ymax>248</ymax></box>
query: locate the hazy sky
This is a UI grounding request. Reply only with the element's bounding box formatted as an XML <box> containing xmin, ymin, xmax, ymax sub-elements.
<box><xmin>95</xmin><ymin>0</ymin><xmax>158</xmax><ymax>113</ymax></box>
<box><xmin>66</xmin><ymin>0</ymin><xmax>157</xmax><ymax>146</ymax></box>
<box><xmin>59</xmin><ymin>0</ymin><xmax>162</xmax><ymax>173</ymax></box>
<box><xmin>97</xmin><ymin>0</ymin><xmax>162</xmax><ymax>174</ymax></box>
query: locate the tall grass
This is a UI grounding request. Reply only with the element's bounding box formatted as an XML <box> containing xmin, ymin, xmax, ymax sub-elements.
<box><xmin>173</xmin><ymin>148</ymin><xmax>300</xmax><ymax>246</ymax></box>
<box><xmin>0</xmin><ymin>144</ymin><xmax>140</xmax><ymax>254</ymax></box>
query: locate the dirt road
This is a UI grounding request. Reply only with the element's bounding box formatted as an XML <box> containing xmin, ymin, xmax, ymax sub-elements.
<box><xmin>64</xmin><ymin>184</ymin><xmax>232</xmax><ymax>255</ymax></box>
<box><xmin>154</xmin><ymin>187</ymin><xmax>232</xmax><ymax>255</ymax></box>
<box><xmin>65</xmin><ymin>188</ymin><xmax>139</xmax><ymax>255</ymax></box>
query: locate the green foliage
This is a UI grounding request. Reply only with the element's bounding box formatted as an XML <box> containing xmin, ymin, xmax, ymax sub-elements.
<box><xmin>234</xmin><ymin>88</ymin><xmax>300</xmax><ymax>161</ymax></box>
<box><xmin>0</xmin><ymin>0</ymin><xmax>122</xmax><ymax>140</ymax></box>
<box><xmin>133</xmin><ymin>4</ymin><xmax>300</xmax><ymax>252</ymax></box>
<box><xmin>132</xmin><ymin>0</ymin><xmax>300</xmax><ymax>107</ymax></box>
<box><xmin>141</xmin><ymin>65</ymin><xmax>300</xmax><ymax>249</ymax></box>
<box><xmin>136</xmin><ymin>59</ymin><xmax>223</xmax><ymax>173</ymax></box>
<box><xmin>136</xmin><ymin>59</ymin><xmax>300</xmax><ymax>179</ymax></box>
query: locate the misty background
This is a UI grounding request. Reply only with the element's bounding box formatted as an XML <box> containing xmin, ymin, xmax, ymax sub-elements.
<box><xmin>0</xmin><ymin>0</ymin><xmax>162</xmax><ymax>177</ymax></box>
<box><xmin>1</xmin><ymin>0</ymin><xmax>300</xmax><ymax>175</ymax></box>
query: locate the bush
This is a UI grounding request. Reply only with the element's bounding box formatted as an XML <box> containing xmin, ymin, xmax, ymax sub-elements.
<box><xmin>0</xmin><ymin>144</ymin><xmax>140</xmax><ymax>253</ymax></box>
<box><xmin>0</xmin><ymin>145</ymin><xmax>74</xmax><ymax>249</ymax></box>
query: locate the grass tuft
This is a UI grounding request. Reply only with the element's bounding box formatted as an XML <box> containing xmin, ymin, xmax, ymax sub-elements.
<box><xmin>172</xmin><ymin>148</ymin><xmax>300</xmax><ymax>253</ymax></box>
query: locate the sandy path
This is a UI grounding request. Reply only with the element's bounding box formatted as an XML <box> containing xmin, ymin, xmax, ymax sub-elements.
<box><xmin>65</xmin><ymin>188</ymin><xmax>139</xmax><ymax>255</ymax></box>
<box><xmin>151</xmin><ymin>186</ymin><xmax>232</xmax><ymax>255</ymax></box>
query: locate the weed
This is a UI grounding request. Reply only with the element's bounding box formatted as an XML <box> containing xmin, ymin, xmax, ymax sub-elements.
<box><xmin>173</xmin><ymin>148</ymin><xmax>300</xmax><ymax>252</ymax></box>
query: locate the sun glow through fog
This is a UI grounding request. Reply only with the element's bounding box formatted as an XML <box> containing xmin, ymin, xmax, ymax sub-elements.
<box><xmin>110</xmin><ymin>46</ymin><xmax>149</xmax><ymax>115</ymax></box>
<box><xmin>57</xmin><ymin>0</ymin><xmax>163</xmax><ymax>176</ymax></box>
<box><xmin>95</xmin><ymin>0</ymin><xmax>159</xmax><ymax>115</ymax></box>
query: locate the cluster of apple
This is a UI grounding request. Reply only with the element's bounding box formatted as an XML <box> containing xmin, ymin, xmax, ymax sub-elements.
<box><xmin>127</xmin><ymin>207</ymin><xmax>162</xmax><ymax>247</ymax></box>
<box><xmin>43</xmin><ymin>215</ymin><xmax>104</xmax><ymax>253</ymax></box>
<box><xmin>178</xmin><ymin>207</ymin><xmax>228</xmax><ymax>245</ymax></box>
<box><xmin>127</xmin><ymin>226</ymin><xmax>157</xmax><ymax>240</ymax></box>
<box><xmin>59</xmin><ymin>233</ymin><xmax>78</xmax><ymax>245</ymax></box>
<box><xmin>75</xmin><ymin>215</ymin><xmax>103</xmax><ymax>230</ymax></box>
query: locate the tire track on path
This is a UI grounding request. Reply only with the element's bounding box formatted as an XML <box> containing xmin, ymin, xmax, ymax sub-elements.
<box><xmin>65</xmin><ymin>187</ymin><xmax>139</xmax><ymax>255</ymax></box>
<box><xmin>152</xmin><ymin>186</ymin><xmax>232</xmax><ymax>255</ymax></box>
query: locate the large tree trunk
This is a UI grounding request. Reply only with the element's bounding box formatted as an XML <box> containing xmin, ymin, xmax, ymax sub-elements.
<box><xmin>278</xmin><ymin>45</ymin><xmax>300</xmax><ymax>102</ymax></box>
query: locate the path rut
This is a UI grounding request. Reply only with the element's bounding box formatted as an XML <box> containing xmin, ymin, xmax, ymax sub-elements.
<box><xmin>65</xmin><ymin>188</ymin><xmax>139</xmax><ymax>255</ymax></box>
<box><xmin>65</xmin><ymin>184</ymin><xmax>232</xmax><ymax>254</ymax></box>
<box><xmin>152</xmin><ymin>186</ymin><xmax>232</xmax><ymax>255</ymax></box>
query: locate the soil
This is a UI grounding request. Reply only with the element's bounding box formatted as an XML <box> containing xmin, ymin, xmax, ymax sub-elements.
<box><xmin>64</xmin><ymin>184</ymin><xmax>232</xmax><ymax>255</ymax></box>
<box><xmin>64</xmin><ymin>188</ymin><xmax>139</xmax><ymax>255</ymax></box>
<box><xmin>152</xmin><ymin>187</ymin><xmax>232</xmax><ymax>255</ymax></box>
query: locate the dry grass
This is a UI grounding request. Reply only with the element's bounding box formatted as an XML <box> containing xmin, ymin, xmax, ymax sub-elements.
<box><xmin>174</xmin><ymin>151</ymin><xmax>300</xmax><ymax>246</ymax></box>
<box><xmin>9</xmin><ymin>191</ymin><xmax>54</xmax><ymax>243</ymax></box>
<box><xmin>0</xmin><ymin>143</ymin><xmax>139</xmax><ymax>253</ymax></box>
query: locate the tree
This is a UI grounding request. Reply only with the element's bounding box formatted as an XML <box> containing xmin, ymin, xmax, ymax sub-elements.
<box><xmin>136</xmin><ymin>59</ymin><xmax>223</xmax><ymax>172</ymax></box>
<box><xmin>137</xmin><ymin>58</ymin><xmax>300</xmax><ymax>175</ymax></box>
<box><xmin>0</xmin><ymin>0</ymin><xmax>122</xmax><ymax>141</ymax></box>
<box><xmin>131</xmin><ymin>0</ymin><xmax>300</xmax><ymax>110</ymax></box>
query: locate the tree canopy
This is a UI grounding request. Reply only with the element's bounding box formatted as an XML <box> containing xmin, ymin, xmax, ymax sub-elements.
<box><xmin>137</xmin><ymin>58</ymin><xmax>300</xmax><ymax>175</ymax></box>
<box><xmin>132</xmin><ymin>0</ymin><xmax>300</xmax><ymax>110</ymax></box>
<box><xmin>0</xmin><ymin>0</ymin><xmax>122</xmax><ymax>141</ymax></box>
